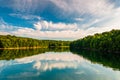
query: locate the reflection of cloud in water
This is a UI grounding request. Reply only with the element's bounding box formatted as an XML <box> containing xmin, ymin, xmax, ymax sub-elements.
<box><xmin>15</xmin><ymin>52</ymin><xmax>84</xmax><ymax>71</ymax></box>
<box><xmin>16</xmin><ymin>52</ymin><xmax>84</xmax><ymax>63</ymax></box>
<box><xmin>0</xmin><ymin>52</ymin><xmax>84</xmax><ymax>73</ymax></box>
<box><xmin>33</xmin><ymin>61</ymin><xmax>78</xmax><ymax>71</ymax></box>
<box><xmin>0</xmin><ymin>52</ymin><xmax>120</xmax><ymax>80</ymax></box>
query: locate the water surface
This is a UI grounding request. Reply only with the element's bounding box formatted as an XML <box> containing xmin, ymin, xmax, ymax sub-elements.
<box><xmin>0</xmin><ymin>49</ymin><xmax>120</xmax><ymax>80</ymax></box>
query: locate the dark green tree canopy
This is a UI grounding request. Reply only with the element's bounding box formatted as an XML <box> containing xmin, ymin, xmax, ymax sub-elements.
<box><xmin>70</xmin><ymin>29</ymin><xmax>120</xmax><ymax>53</ymax></box>
<box><xmin>0</xmin><ymin>35</ymin><xmax>70</xmax><ymax>49</ymax></box>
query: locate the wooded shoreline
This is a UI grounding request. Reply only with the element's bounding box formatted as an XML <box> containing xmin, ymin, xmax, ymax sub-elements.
<box><xmin>0</xmin><ymin>29</ymin><xmax>120</xmax><ymax>53</ymax></box>
<box><xmin>0</xmin><ymin>35</ymin><xmax>70</xmax><ymax>49</ymax></box>
<box><xmin>0</xmin><ymin>46</ymin><xmax>69</xmax><ymax>50</ymax></box>
<box><xmin>0</xmin><ymin>47</ymin><xmax>46</xmax><ymax>50</ymax></box>
<box><xmin>70</xmin><ymin>29</ymin><xmax>120</xmax><ymax>53</ymax></box>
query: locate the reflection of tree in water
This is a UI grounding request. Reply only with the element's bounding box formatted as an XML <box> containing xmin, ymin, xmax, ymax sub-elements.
<box><xmin>70</xmin><ymin>49</ymin><xmax>120</xmax><ymax>70</ymax></box>
<box><xmin>0</xmin><ymin>40</ymin><xmax>3</xmax><ymax>48</ymax></box>
<box><xmin>49</xmin><ymin>47</ymin><xmax>69</xmax><ymax>52</ymax></box>
<box><xmin>0</xmin><ymin>47</ymin><xmax>70</xmax><ymax>60</ymax></box>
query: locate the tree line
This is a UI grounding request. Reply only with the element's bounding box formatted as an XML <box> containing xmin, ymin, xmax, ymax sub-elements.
<box><xmin>0</xmin><ymin>29</ymin><xmax>119</xmax><ymax>52</ymax></box>
<box><xmin>70</xmin><ymin>29</ymin><xmax>120</xmax><ymax>53</ymax></box>
<box><xmin>0</xmin><ymin>35</ymin><xmax>70</xmax><ymax>49</ymax></box>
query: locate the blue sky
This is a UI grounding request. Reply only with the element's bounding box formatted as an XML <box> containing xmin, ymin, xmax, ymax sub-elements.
<box><xmin>0</xmin><ymin>0</ymin><xmax>120</xmax><ymax>40</ymax></box>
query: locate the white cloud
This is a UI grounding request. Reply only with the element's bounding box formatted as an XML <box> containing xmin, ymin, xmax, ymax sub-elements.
<box><xmin>0</xmin><ymin>18</ymin><xmax>119</xmax><ymax>40</ymax></box>
<box><xmin>1</xmin><ymin>0</ymin><xmax>115</xmax><ymax>17</ymax></box>
<box><xmin>75</xmin><ymin>18</ymin><xmax>84</xmax><ymax>22</ymax></box>
<box><xmin>11</xmin><ymin>27</ymin><xmax>106</xmax><ymax>40</ymax></box>
<box><xmin>82</xmin><ymin>7</ymin><xmax>120</xmax><ymax>31</ymax></box>
<box><xmin>10</xmin><ymin>0</ymin><xmax>50</xmax><ymax>13</ymax></box>
<box><xmin>34</xmin><ymin>22</ymin><xmax>42</xmax><ymax>31</ymax></box>
<box><xmin>0</xmin><ymin>12</ymin><xmax>120</xmax><ymax>41</ymax></box>
<box><xmin>100</xmin><ymin>7</ymin><xmax>120</xmax><ymax>27</ymax></box>
<box><xmin>34</xmin><ymin>20</ymin><xmax>78</xmax><ymax>31</ymax></box>
<box><xmin>0</xmin><ymin>18</ymin><xmax>11</xmax><ymax>29</ymax></box>
<box><xmin>0</xmin><ymin>19</ymin><xmax>12</xmax><ymax>35</ymax></box>
<box><xmin>8</xmin><ymin>24</ymin><xmax>119</xmax><ymax>40</ymax></box>
<box><xmin>12</xmin><ymin>28</ymin><xmax>81</xmax><ymax>39</ymax></box>
<box><xmin>12</xmin><ymin>0</ymin><xmax>37</xmax><ymax>13</ymax></box>
<box><xmin>9</xmin><ymin>13</ymin><xmax>41</xmax><ymax>20</ymax></box>
<box><xmin>50</xmin><ymin>0</ymin><xmax>114</xmax><ymax>16</ymax></box>
<box><xmin>0</xmin><ymin>31</ymin><xmax>10</xmax><ymax>35</ymax></box>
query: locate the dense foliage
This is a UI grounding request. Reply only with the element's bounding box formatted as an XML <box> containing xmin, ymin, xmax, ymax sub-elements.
<box><xmin>70</xmin><ymin>30</ymin><xmax>120</xmax><ymax>52</ymax></box>
<box><xmin>0</xmin><ymin>35</ymin><xmax>70</xmax><ymax>48</ymax></box>
<box><xmin>71</xmin><ymin>49</ymin><xmax>120</xmax><ymax>70</ymax></box>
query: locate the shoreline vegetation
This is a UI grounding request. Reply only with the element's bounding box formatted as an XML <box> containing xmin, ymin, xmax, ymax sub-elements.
<box><xmin>0</xmin><ymin>47</ymin><xmax>46</xmax><ymax>50</ymax></box>
<box><xmin>0</xmin><ymin>46</ymin><xmax>69</xmax><ymax>50</ymax></box>
<box><xmin>0</xmin><ymin>35</ymin><xmax>70</xmax><ymax>49</ymax></box>
<box><xmin>0</xmin><ymin>29</ymin><xmax>119</xmax><ymax>53</ymax></box>
<box><xmin>70</xmin><ymin>29</ymin><xmax>120</xmax><ymax>53</ymax></box>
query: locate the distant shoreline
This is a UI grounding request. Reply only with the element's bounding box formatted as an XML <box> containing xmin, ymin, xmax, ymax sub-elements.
<box><xmin>0</xmin><ymin>46</ymin><xmax>69</xmax><ymax>50</ymax></box>
<box><xmin>0</xmin><ymin>47</ymin><xmax>47</xmax><ymax>50</ymax></box>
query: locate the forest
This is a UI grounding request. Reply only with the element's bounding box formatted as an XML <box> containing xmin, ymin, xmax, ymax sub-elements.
<box><xmin>0</xmin><ymin>35</ymin><xmax>70</xmax><ymax>49</ymax></box>
<box><xmin>70</xmin><ymin>29</ymin><xmax>120</xmax><ymax>53</ymax></box>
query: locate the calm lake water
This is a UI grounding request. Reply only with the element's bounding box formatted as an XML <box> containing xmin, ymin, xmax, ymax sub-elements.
<box><xmin>0</xmin><ymin>49</ymin><xmax>120</xmax><ymax>80</ymax></box>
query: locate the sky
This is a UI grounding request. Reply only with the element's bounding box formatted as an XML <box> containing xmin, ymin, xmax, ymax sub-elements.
<box><xmin>0</xmin><ymin>0</ymin><xmax>120</xmax><ymax>40</ymax></box>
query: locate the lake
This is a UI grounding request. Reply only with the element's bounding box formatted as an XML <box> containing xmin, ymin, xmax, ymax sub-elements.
<box><xmin>0</xmin><ymin>48</ymin><xmax>120</xmax><ymax>80</ymax></box>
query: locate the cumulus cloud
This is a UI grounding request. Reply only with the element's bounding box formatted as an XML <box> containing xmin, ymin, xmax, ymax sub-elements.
<box><xmin>12</xmin><ymin>26</ymin><xmax>120</xmax><ymax>40</ymax></box>
<box><xmin>12</xmin><ymin>28</ymin><xmax>82</xmax><ymax>40</ymax></box>
<box><xmin>0</xmin><ymin>19</ymin><xmax>119</xmax><ymax>40</ymax></box>
<box><xmin>0</xmin><ymin>17</ymin><xmax>120</xmax><ymax>40</ymax></box>
<box><xmin>34</xmin><ymin>20</ymin><xmax>78</xmax><ymax>31</ymax></box>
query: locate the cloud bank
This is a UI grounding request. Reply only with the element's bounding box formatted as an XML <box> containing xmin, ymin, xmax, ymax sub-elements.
<box><xmin>34</xmin><ymin>21</ymin><xmax>78</xmax><ymax>31</ymax></box>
